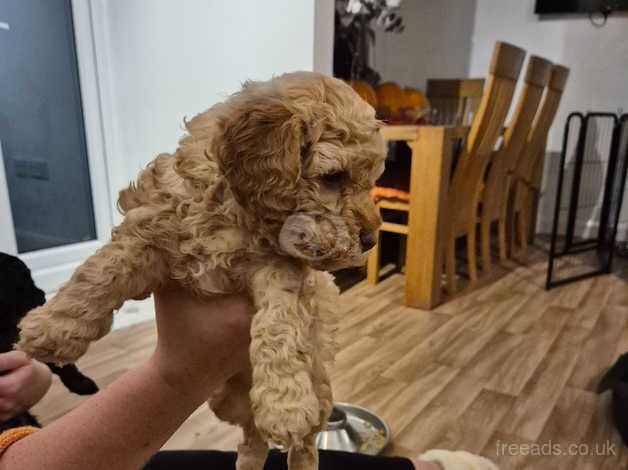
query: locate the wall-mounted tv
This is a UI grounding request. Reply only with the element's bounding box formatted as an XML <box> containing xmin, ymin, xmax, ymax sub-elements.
<box><xmin>535</xmin><ymin>0</ymin><xmax>628</xmax><ymax>14</ymax></box>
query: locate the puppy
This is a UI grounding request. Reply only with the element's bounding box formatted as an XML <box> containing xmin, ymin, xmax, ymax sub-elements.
<box><xmin>17</xmin><ymin>72</ymin><xmax>385</xmax><ymax>469</ymax></box>
<box><xmin>0</xmin><ymin>252</ymin><xmax>98</xmax><ymax>432</ymax></box>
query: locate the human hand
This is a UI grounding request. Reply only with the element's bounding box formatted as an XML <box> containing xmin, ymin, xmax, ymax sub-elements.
<box><xmin>0</xmin><ymin>351</ymin><xmax>52</xmax><ymax>420</ymax></box>
<box><xmin>150</xmin><ymin>287</ymin><xmax>253</xmax><ymax>402</ymax></box>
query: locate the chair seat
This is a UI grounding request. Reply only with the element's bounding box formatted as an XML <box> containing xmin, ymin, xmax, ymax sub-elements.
<box><xmin>370</xmin><ymin>145</ymin><xmax>412</xmax><ymax>202</ymax></box>
<box><xmin>370</xmin><ymin>186</ymin><xmax>410</xmax><ymax>202</ymax></box>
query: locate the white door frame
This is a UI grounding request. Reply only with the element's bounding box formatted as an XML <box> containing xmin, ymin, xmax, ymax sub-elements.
<box><xmin>0</xmin><ymin>0</ymin><xmax>114</xmax><ymax>292</ymax></box>
<box><xmin>0</xmin><ymin>143</ymin><xmax>18</xmax><ymax>254</ymax></box>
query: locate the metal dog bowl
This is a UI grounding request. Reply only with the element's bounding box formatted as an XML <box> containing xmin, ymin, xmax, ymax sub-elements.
<box><xmin>316</xmin><ymin>402</ymin><xmax>390</xmax><ymax>455</ymax></box>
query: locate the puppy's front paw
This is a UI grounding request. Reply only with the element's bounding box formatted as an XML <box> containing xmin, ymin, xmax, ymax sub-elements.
<box><xmin>253</xmin><ymin>393</ymin><xmax>320</xmax><ymax>448</ymax></box>
<box><xmin>17</xmin><ymin>305</ymin><xmax>111</xmax><ymax>364</ymax></box>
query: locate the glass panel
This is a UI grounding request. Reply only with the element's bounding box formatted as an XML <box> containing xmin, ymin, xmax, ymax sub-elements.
<box><xmin>0</xmin><ymin>0</ymin><xmax>96</xmax><ymax>253</ymax></box>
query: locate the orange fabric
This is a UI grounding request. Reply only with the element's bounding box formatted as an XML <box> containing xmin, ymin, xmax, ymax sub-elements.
<box><xmin>370</xmin><ymin>186</ymin><xmax>410</xmax><ymax>202</ymax></box>
<box><xmin>0</xmin><ymin>426</ymin><xmax>38</xmax><ymax>456</ymax></box>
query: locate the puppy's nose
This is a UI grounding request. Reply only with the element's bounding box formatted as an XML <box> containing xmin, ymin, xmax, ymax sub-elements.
<box><xmin>359</xmin><ymin>229</ymin><xmax>377</xmax><ymax>252</ymax></box>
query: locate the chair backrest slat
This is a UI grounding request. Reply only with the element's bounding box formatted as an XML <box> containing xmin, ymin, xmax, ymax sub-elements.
<box><xmin>449</xmin><ymin>41</ymin><xmax>526</xmax><ymax>229</ymax></box>
<box><xmin>483</xmin><ymin>55</ymin><xmax>553</xmax><ymax>219</ymax></box>
<box><xmin>515</xmin><ymin>64</ymin><xmax>570</xmax><ymax>187</ymax></box>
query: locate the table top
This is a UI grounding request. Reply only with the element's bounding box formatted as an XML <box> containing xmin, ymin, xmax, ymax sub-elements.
<box><xmin>380</xmin><ymin>124</ymin><xmax>470</xmax><ymax>141</ymax></box>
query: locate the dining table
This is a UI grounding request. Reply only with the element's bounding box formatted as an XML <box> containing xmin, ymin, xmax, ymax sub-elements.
<box><xmin>378</xmin><ymin>124</ymin><xmax>470</xmax><ymax>310</ymax></box>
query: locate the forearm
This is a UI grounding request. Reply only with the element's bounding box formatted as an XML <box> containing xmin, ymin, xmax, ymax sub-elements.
<box><xmin>1</xmin><ymin>356</ymin><xmax>213</xmax><ymax>470</ymax></box>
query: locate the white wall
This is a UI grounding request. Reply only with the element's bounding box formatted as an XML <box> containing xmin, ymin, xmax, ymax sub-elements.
<box><xmin>92</xmin><ymin>0</ymin><xmax>317</xmax><ymax>220</ymax></box>
<box><xmin>372</xmin><ymin>0</ymin><xmax>477</xmax><ymax>90</ymax></box>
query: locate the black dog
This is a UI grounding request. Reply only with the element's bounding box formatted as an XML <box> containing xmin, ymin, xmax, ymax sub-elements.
<box><xmin>0</xmin><ymin>252</ymin><xmax>98</xmax><ymax>431</ymax></box>
<box><xmin>599</xmin><ymin>352</ymin><xmax>628</xmax><ymax>445</ymax></box>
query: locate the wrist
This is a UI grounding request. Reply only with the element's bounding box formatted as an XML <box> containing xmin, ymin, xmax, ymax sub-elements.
<box><xmin>147</xmin><ymin>351</ymin><xmax>220</xmax><ymax>406</ymax></box>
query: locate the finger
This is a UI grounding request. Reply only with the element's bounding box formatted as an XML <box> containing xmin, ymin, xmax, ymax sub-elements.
<box><xmin>0</xmin><ymin>397</ymin><xmax>19</xmax><ymax>418</ymax></box>
<box><xmin>0</xmin><ymin>363</ymin><xmax>31</xmax><ymax>396</ymax></box>
<box><xmin>0</xmin><ymin>351</ymin><xmax>31</xmax><ymax>373</ymax></box>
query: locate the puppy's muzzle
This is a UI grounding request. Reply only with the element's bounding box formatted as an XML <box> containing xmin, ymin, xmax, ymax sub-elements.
<box><xmin>359</xmin><ymin>229</ymin><xmax>377</xmax><ymax>252</ymax></box>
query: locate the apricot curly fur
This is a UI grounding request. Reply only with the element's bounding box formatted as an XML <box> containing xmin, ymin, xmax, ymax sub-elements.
<box><xmin>17</xmin><ymin>71</ymin><xmax>385</xmax><ymax>470</ymax></box>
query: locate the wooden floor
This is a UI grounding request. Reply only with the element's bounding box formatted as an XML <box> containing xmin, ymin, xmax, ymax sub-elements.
<box><xmin>33</xmin><ymin>248</ymin><xmax>628</xmax><ymax>469</ymax></box>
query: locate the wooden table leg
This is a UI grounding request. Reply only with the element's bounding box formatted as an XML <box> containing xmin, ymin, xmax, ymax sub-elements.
<box><xmin>404</xmin><ymin>127</ymin><xmax>453</xmax><ymax>309</ymax></box>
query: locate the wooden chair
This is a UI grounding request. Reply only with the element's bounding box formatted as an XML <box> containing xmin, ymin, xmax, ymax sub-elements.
<box><xmin>479</xmin><ymin>56</ymin><xmax>553</xmax><ymax>271</ymax></box>
<box><xmin>427</xmin><ymin>78</ymin><xmax>485</xmax><ymax>125</ymax></box>
<box><xmin>444</xmin><ymin>41</ymin><xmax>525</xmax><ymax>294</ymax></box>
<box><xmin>510</xmin><ymin>64</ymin><xmax>570</xmax><ymax>256</ymax></box>
<box><xmin>366</xmin><ymin>42</ymin><xmax>524</xmax><ymax>292</ymax></box>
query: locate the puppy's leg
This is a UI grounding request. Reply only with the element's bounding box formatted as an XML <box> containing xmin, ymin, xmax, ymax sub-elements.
<box><xmin>210</xmin><ymin>373</ymin><xmax>268</xmax><ymax>470</ymax></box>
<box><xmin>248</xmin><ymin>263</ymin><xmax>319</xmax><ymax>449</ymax></box>
<box><xmin>310</xmin><ymin>272</ymin><xmax>337</xmax><ymax>428</ymax></box>
<box><xmin>287</xmin><ymin>355</ymin><xmax>331</xmax><ymax>470</ymax></box>
<box><xmin>287</xmin><ymin>353</ymin><xmax>333</xmax><ymax>470</ymax></box>
<box><xmin>288</xmin><ymin>434</ymin><xmax>318</xmax><ymax>470</ymax></box>
<box><xmin>237</xmin><ymin>423</ymin><xmax>268</xmax><ymax>470</ymax></box>
<box><xmin>18</xmin><ymin>238</ymin><xmax>165</xmax><ymax>364</ymax></box>
<box><xmin>287</xmin><ymin>272</ymin><xmax>339</xmax><ymax>470</ymax></box>
<box><xmin>308</xmin><ymin>271</ymin><xmax>340</xmax><ymax>367</ymax></box>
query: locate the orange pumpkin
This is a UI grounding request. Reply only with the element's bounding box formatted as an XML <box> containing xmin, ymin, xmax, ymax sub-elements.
<box><xmin>403</xmin><ymin>87</ymin><xmax>430</xmax><ymax>111</ymax></box>
<box><xmin>349</xmin><ymin>80</ymin><xmax>378</xmax><ymax>108</ymax></box>
<box><xmin>375</xmin><ymin>82</ymin><xmax>404</xmax><ymax>114</ymax></box>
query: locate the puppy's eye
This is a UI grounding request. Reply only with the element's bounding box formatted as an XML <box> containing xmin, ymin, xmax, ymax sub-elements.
<box><xmin>319</xmin><ymin>171</ymin><xmax>347</xmax><ymax>190</ymax></box>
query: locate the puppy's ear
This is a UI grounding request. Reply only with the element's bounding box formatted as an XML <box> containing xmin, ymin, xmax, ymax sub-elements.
<box><xmin>217</xmin><ymin>98</ymin><xmax>304</xmax><ymax>215</ymax></box>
